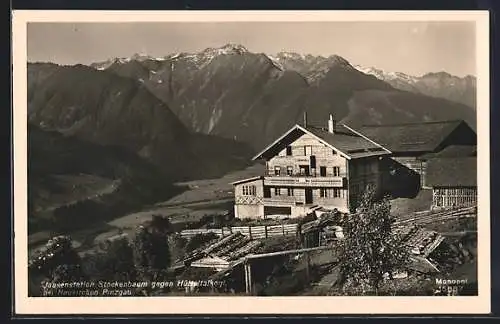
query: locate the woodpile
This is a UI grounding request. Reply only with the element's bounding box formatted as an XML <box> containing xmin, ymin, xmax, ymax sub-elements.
<box><xmin>181</xmin><ymin>232</ymin><xmax>264</xmax><ymax>267</ymax></box>
<box><xmin>224</xmin><ymin>241</ymin><xmax>263</xmax><ymax>261</ymax></box>
<box><xmin>203</xmin><ymin>232</ymin><xmax>242</xmax><ymax>254</ymax></box>
<box><xmin>398</xmin><ymin>226</ymin><xmax>445</xmax><ymax>257</ymax></box>
<box><xmin>214</xmin><ymin>236</ymin><xmax>251</xmax><ymax>257</ymax></box>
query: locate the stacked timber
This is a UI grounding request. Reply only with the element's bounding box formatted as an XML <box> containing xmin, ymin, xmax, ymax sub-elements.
<box><xmin>403</xmin><ymin>227</ymin><xmax>445</xmax><ymax>257</ymax></box>
<box><xmin>203</xmin><ymin>232</ymin><xmax>242</xmax><ymax>255</ymax></box>
<box><xmin>214</xmin><ymin>236</ymin><xmax>251</xmax><ymax>257</ymax></box>
<box><xmin>225</xmin><ymin>240</ymin><xmax>263</xmax><ymax>261</ymax></box>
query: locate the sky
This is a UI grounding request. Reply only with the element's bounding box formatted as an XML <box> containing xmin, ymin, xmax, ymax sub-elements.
<box><xmin>27</xmin><ymin>21</ymin><xmax>476</xmax><ymax>77</ymax></box>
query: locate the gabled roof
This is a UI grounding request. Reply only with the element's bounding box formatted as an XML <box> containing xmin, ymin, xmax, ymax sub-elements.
<box><xmin>353</xmin><ymin>120</ymin><xmax>475</xmax><ymax>153</ymax></box>
<box><xmin>252</xmin><ymin>124</ymin><xmax>390</xmax><ymax>161</ymax></box>
<box><xmin>425</xmin><ymin>157</ymin><xmax>477</xmax><ymax>187</ymax></box>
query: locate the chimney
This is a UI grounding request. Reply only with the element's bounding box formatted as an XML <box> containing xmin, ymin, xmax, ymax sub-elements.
<box><xmin>303</xmin><ymin>111</ymin><xmax>307</xmax><ymax>128</ymax></box>
<box><xmin>328</xmin><ymin>114</ymin><xmax>335</xmax><ymax>133</ymax></box>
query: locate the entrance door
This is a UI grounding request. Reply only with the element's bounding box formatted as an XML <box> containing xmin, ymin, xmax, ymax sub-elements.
<box><xmin>263</xmin><ymin>186</ymin><xmax>271</xmax><ymax>198</ymax></box>
<box><xmin>305</xmin><ymin>188</ymin><xmax>313</xmax><ymax>204</ymax></box>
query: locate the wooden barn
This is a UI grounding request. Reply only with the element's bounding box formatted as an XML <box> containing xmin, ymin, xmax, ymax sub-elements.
<box><xmin>425</xmin><ymin>157</ymin><xmax>477</xmax><ymax>209</ymax></box>
<box><xmin>352</xmin><ymin>120</ymin><xmax>477</xmax><ymax>189</ymax></box>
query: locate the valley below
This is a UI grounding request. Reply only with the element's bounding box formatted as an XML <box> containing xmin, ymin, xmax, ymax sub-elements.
<box><xmin>28</xmin><ymin>163</ymin><xmax>265</xmax><ymax>257</ymax></box>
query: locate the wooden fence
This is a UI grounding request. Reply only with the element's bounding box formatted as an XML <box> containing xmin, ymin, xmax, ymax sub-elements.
<box><xmin>180</xmin><ymin>205</ymin><xmax>476</xmax><ymax>240</ymax></box>
<box><xmin>180</xmin><ymin>223</ymin><xmax>298</xmax><ymax>240</ymax></box>
<box><xmin>393</xmin><ymin>205</ymin><xmax>477</xmax><ymax>227</ymax></box>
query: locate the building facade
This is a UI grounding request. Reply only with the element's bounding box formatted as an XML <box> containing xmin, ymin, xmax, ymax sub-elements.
<box><xmin>353</xmin><ymin>120</ymin><xmax>477</xmax><ymax>190</ymax></box>
<box><xmin>232</xmin><ymin>116</ymin><xmax>391</xmax><ymax>219</ymax></box>
<box><xmin>425</xmin><ymin>157</ymin><xmax>477</xmax><ymax>209</ymax></box>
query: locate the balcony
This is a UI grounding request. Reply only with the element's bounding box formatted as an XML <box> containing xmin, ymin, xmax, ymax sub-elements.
<box><xmin>263</xmin><ymin>175</ymin><xmax>346</xmax><ymax>187</ymax></box>
<box><xmin>262</xmin><ymin>197</ymin><xmax>300</xmax><ymax>207</ymax></box>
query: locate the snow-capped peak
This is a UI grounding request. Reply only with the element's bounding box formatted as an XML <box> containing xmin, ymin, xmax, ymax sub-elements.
<box><xmin>354</xmin><ymin>65</ymin><xmax>418</xmax><ymax>83</ymax></box>
<box><xmin>276</xmin><ymin>51</ymin><xmax>306</xmax><ymax>60</ymax></box>
<box><xmin>266</xmin><ymin>54</ymin><xmax>285</xmax><ymax>71</ymax></box>
<box><xmin>202</xmin><ymin>43</ymin><xmax>249</xmax><ymax>57</ymax></box>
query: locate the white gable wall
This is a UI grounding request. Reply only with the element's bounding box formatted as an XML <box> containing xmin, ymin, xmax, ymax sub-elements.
<box><xmin>266</xmin><ymin>133</ymin><xmax>348</xmax><ymax>177</ymax></box>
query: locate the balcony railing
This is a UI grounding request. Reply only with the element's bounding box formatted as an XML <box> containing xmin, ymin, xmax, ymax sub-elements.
<box><xmin>264</xmin><ymin>175</ymin><xmax>346</xmax><ymax>187</ymax></box>
<box><xmin>262</xmin><ymin>197</ymin><xmax>300</xmax><ymax>207</ymax></box>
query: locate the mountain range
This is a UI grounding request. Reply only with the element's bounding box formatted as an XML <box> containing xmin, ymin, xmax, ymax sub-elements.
<box><xmin>87</xmin><ymin>44</ymin><xmax>476</xmax><ymax>151</ymax></box>
<box><xmin>91</xmin><ymin>45</ymin><xmax>476</xmax><ymax>110</ymax></box>
<box><xmin>27</xmin><ymin>43</ymin><xmax>477</xmax><ymax>233</ymax></box>
<box><xmin>353</xmin><ymin>66</ymin><xmax>476</xmax><ymax>109</ymax></box>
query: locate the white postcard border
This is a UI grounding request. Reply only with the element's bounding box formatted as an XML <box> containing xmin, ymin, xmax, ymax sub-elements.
<box><xmin>12</xmin><ymin>10</ymin><xmax>491</xmax><ymax>315</ymax></box>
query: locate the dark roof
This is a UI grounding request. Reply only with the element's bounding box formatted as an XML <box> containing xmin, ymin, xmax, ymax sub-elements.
<box><xmin>230</xmin><ymin>176</ymin><xmax>263</xmax><ymax>185</ymax></box>
<box><xmin>425</xmin><ymin>157</ymin><xmax>477</xmax><ymax>187</ymax></box>
<box><xmin>252</xmin><ymin>124</ymin><xmax>390</xmax><ymax>160</ymax></box>
<box><xmin>306</xmin><ymin>126</ymin><xmax>388</xmax><ymax>158</ymax></box>
<box><xmin>420</xmin><ymin>145</ymin><xmax>477</xmax><ymax>160</ymax></box>
<box><xmin>355</xmin><ymin>120</ymin><xmax>470</xmax><ymax>153</ymax></box>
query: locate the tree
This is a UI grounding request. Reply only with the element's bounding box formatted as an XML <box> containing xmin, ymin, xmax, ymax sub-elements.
<box><xmin>28</xmin><ymin>235</ymin><xmax>86</xmax><ymax>296</ymax></box>
<box><xmin>132</xmin><ymin>223</ymin><xmax>171</xmax><ymax>282</ymax></box>
<box><xmin>49</xmin><ymin>263</ymin><xmax>85</xmax><ymax>282</ymax></box>
<box><xmin>150</xmin><ymin>214</ymin><xmax>173</xmax><ymax>234</ymax></box>
<box><xmin>29</xmin><ymin>235</ymin><xmax>82</xmax><ymax>278</ymax></box>
<box><xmin>338</xmin><ymin>186</ymin><xmax>410</xmax><ymax>295</ymax></box>
<box><xmin>84</xmin><ymin>237</ymin><xmax>137</xmax><ymax>281</ymax></box>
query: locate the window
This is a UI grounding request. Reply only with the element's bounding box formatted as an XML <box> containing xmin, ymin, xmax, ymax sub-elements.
<box><xmin>286</xmin><ymin>146</ymin><xmax>292</xmax><ymax>156</ymax></box>
<box><xmin>287</xmin><ymin>166</ymin><xmax>293</xmax><ymax>176</ymax></box>
<box><xmin>320</xmin><ymin>188</ymin><xmax>342</xmax><ymax>198</ymax></box>
<box><xmin>332</xmin><ymin>149</ymin><xmax>336</xmax><ymax>155</ymax></box>
<box><xmin>274</xmin><ymin>187</ymin><xmax>281</xmax><ymax>196</ymax></box>
<box><xmin>287</xmin><ymin>188</ymin><xmax>294</xmax><ymax>196</ymax></box>
<box><xmin>304</xmin><ymin>145</ymin><xmax>312</xmax><ymax>156</ymax></box>
<box><xmin>333</xmin><ymin>166</ymin><xmax>341</xmax><ymax>177</ymax></box>
<box><xmin>274</xmin><ymin>166</ymin><xmax>281</xmax><ymax>176</ymax></box>
<box><xmin>242</xmin><ymin>185</ymin><xmax>257</xmax><ymax>196</ymax></box>
<box><xmin>320</xmin><ymin>166</ymin><xmax>327</xmax><ymax>177</ymax></box>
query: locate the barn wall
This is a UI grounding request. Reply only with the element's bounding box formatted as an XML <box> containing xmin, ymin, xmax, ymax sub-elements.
<box><xmin>431</xmin><ymin>187</ymin><xmax>477</xmax><ymax>208</ymax></box>
<box><xmin>347</xmin><ymin>156</ymin><xmax>384</xmax><ymax>210</ymax></box>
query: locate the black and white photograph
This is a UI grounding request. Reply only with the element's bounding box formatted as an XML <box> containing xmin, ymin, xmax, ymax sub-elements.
<box><xmin>12</xmin><ymin>10</ymin><xmax>490</xmax><ymax>314</ymax></box>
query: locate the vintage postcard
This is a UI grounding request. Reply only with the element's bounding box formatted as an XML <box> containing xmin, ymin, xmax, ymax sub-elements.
<box><xmin>12</xmin><ymin>10</ymin><xmax>490</xmax><ymax>314</ymax></box>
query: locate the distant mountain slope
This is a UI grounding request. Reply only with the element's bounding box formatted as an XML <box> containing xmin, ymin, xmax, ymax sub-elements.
<box><xmin>88</xmin><ymin>44</ymin><xmax>477</xmax><ymax>151</ymax></box>
<box><xmin>27</xmin><ymin>62</ymin><xmax>254</xmax><ymax>180</ymax></box>
<box><xmin>28</xmin><ymin>125</ymin><xmax>179</xmax><ymax>234</ymax></box>
<box><xmin>354</xmin><ymin>66</ymin><xmax>476</xmax><ymax>109</ymax></box>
